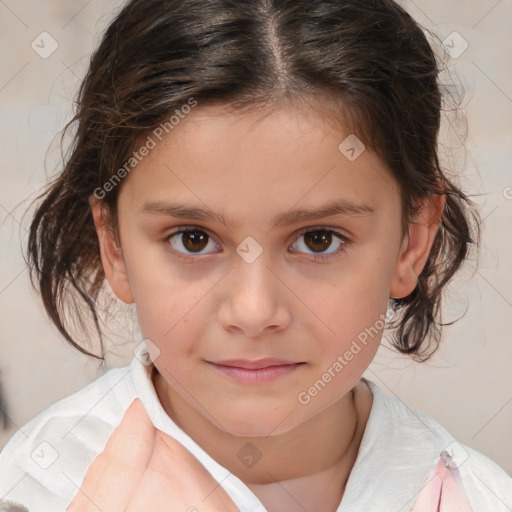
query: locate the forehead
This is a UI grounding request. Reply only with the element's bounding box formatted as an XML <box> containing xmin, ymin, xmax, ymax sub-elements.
<box><xmin>118</xmin><ymin>102</ymin><xmax>401</xmax><ymax>227</ymax></box>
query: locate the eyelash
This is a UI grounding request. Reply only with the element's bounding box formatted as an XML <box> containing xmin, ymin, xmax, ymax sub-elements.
<box><xmin>163</xmin><ymin>225</ymin><xmax>351</xmax><ymax>263</ymax></box>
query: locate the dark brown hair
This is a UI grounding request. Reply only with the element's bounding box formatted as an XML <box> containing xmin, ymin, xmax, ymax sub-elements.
<box><xmin>25</xmin><ymin>0</ymin><xmax>480</xmax><ymax>362</ymax></box>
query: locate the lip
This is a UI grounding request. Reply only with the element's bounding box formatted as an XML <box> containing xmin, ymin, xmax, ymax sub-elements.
<box><xmin>207</xmin><ymin>359</ymin><xmax>305</xmax><ymax>385</ymax></box>
<box><xmin>210</xmin><ymin>358</ymin><xmax>301</xmax><ymax>369</ymax></box>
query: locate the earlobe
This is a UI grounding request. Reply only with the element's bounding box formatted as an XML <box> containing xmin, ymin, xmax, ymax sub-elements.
<box><xmin>390</xmin><ymin>193</ymin><xmax>445</xmax><ymax>299</ymax></box>
<box><xmin>89</xmin><ymin>195</ymin><xmax>134</xmax><ymax>304</ymax></box>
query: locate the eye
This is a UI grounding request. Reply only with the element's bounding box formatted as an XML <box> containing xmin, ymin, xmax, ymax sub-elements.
<box><xmin>164</xmin><ymin>228</ymin><xmax>220</xmax><ymax>260</ymax></box>
<box><xmin>163</xmin><ymin>225</ymin><xmax>350</xmax><ymax>263</ymax></box>
<box><xmin>290</xmin><ymin>227</ymin><xmax>349</xmax><ymax>262</ymax></box>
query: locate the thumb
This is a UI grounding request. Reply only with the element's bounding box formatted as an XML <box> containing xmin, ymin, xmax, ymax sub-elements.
<box><xmin>102</xmin><ymin>398</ymin><xmax>156</xmax><ymax>466</ymax></box>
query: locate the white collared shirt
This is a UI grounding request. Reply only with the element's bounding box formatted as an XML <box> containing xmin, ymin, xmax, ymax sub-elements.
<box><xmin>0</xmin><ymin>343</ymin><xmax>511</xmax><ymax>511</ymax></box>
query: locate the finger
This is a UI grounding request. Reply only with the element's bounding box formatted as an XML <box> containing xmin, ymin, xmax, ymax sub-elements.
<box><xmin>126</xmin><ymin>432</ymin><xmax>203</xmax><ymax>511</ymax></box>
<box><xmin>127</xmin><ymin>430</ymin><xmax>239</xmax><ymax>512</ymax></box>
<box><xmin>67</xmin><ymin>398</ymin><xmax>156</xmax><ymax>512</ymax></box>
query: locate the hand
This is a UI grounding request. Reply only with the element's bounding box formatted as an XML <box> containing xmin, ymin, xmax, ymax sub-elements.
<box><xmin>67</xmin><ymin>398</ymin><xmax>240</xmax><ymax>512</ymax></box>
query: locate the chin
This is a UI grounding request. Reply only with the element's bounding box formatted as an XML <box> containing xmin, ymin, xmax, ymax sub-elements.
<box><xmin>216</xmin><ymin>408</ymin><xmax>305</xmax><ymax>438</ymax></box>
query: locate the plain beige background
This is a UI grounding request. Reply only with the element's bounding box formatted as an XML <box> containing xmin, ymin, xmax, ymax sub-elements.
<box><xmin>0</xmin><ymin>0</ymin><xmax>511</xmax><ymax>479</ymax></box>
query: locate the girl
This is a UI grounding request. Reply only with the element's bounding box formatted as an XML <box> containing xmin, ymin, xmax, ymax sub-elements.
<box><xmin>0</xmin><ymin>0</ymin><xmax>511</xmax><ymax>510</ymax></box>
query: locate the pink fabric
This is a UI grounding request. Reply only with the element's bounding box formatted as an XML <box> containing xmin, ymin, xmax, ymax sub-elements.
<box><xmin>411</xmin><ymin>452</ymin><xmax>473</xmax><ymax>512</ymax></box>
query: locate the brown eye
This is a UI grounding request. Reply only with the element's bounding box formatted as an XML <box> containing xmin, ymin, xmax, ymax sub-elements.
<box><xmin>165</xmin><ymin>226</ymin><xmax>348</xmax><ymax>263</ymax></box>
<box><xmin>291</xmin><ymin>227</ymin><xmax>348</xmax><ymax>261</ymax></box>
<box><xmin>167</xmin><ymin>228</ymin><xmax>218</xmax><ymax>257</ymax></box>
<box><xmin>303</xmin><ymin>230</ymin><xmax>333</xmax><ymax>253</ymax></box>
<box><xmin>181</xmin><ymin>230</ymin><xmax>209</xmax><ymax>252</ymax></box>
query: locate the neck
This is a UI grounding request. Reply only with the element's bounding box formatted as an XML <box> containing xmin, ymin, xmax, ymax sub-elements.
<box><xmin>152</xmin><ymin>369</ymin><xmax>369</xmax><ymax>486</ymax></box>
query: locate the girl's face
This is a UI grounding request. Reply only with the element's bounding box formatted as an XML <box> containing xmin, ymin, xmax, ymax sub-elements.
<box><xmin>95</xmin><ymin>101</ymin><xmax>438</xmax><ymax>436</ymax></box>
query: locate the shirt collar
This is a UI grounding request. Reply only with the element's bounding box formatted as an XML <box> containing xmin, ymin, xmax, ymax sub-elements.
<box><xmin>130</xmin><ymin>343</ymin><xmax>449</xmax><ymax>511</ymax></box>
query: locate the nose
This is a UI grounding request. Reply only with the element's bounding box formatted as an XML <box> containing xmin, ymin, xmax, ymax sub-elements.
<box><xmin>217</xmin><ymin>250</ymin><xmax>291</xmax><ymax>338</ymax></box>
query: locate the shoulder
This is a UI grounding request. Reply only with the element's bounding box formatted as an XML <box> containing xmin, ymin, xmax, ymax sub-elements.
<box><xmin>363</xmin><ymin>379</ymin><xmax>512</xmax><ymax>510</ymax></box>
<box><xmin>0</xmin><ymin>363</ymin><xmax>137</xmax><ymax>510</ymax></box>
<box><xmin>457</xmin><ymin>443</ymin><xmax>512</xmax><ymax>510</ymax></box>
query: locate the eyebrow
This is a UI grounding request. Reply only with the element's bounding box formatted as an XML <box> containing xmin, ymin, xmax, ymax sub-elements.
<box><xmin>139</xmin><ymin>198</ymin><xmax>376</xmax><ymax>229</ymax></box>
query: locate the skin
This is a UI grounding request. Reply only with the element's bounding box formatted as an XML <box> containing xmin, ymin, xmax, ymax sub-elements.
<box><xmin>67</xmin><ymin>398</ymin><xmax>239</xmax><ymax>512</ymax></box>
<box><xmin>83</xmin><ymin>101</ymin><xmax>444</xmax><ymax>511</ymax></box>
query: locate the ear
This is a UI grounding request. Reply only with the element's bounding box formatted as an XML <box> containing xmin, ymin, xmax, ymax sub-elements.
<box><xmin>390</xmin><ymin>192</ymin><xmax>445</xmax><ymax>299</ymax></box>
<box><xmin>89</xmin><ymin>195</ymin><xmax>134</xmax><ymax>304</ymax></box>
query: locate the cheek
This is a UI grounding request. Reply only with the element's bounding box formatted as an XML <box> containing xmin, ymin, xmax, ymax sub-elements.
<box><xmin>300</xmin><ymin>255</ymin><xmax>392</xmax><ymax>370</ymax></box>
<box><xmin>127</xmin><ymin>268</ymin><xmax>198</xmax><ymax>358</ymax></box>
<box><xmin>123</xmin><ymin>241</ymin><xmax>202</xmax><ymax>328</ymax></box>
<box><xmin>312</xmin><ymin>267</ymin><xmax>388</xmax><ymax>335</ymax></box>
